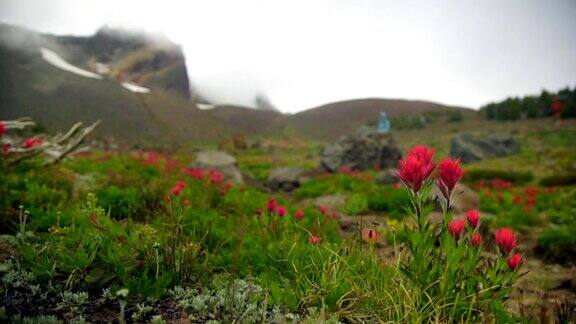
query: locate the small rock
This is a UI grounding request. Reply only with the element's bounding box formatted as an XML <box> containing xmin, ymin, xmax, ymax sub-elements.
<box><xmin>450</xmin><ymin>133</ymin><xmax>520</xmax><ymax>163</ymax></box>
<box><xmin>321</xmin><ymin>127</ymin><xmax>402</xmax><ymax>172</ymax></box>
<box><xmin>265</xmin><ymin>167</ymin><xmax>304</xmax><ymax>192</ymax></box>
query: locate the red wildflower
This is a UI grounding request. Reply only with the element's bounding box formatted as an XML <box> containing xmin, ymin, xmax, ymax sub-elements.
<box><xmin>447</xmin><ymin>218</ymin><xmax>466</xmax><ymax>240</ymax></box>
<box><xmin>294</xmin><ymin>209</ymin><xmax>305</xmax><ymax>220</ymax></box>
<box><xmin>362</xmin><ymin>228</ymin><xmax>379</xmax><ymax>244</ymax></box>
<box><xmin>2</xmin><ymin>144</ymin><xmax>10</xmax><ymax>158</ymax></box>
<box><xmin>309</xmin><ymin>235</ymin><xmax>321</xmax><ymax>245</ymax></box>
<box><xmin>318</xmin><ymin>206</ymin><xmax>328</xmax><ymax>215</ymax></box>
<box><xmin>164</xmin><ymin>159</ymin><xmax>179</xmax><ymax>172</ymax></box>
<box><xmin>437</xmin><ymin>158</ymin><xmax>464</xmax><ymax>200</ymax></box>
<box><xmin>470</xmin><ymin>233</ymin><xmax>482</xmax><ymax>247</ymax></box>
<box><xmin>170</xmin><ymin>180</ymin><xmax>186</xmax><ymax>196</ymax></box>
<box><xmin>407</xmin><ymin>145</ymin><xmax>436</xmax><ymax>178</ymax></box>
<box><xmin>220</xmin><ymin>182</ymin><xmax>233</xmax><ymax>195</ymax></box>
<box><xmin>186</xmin><ymin>168</ymin><xmax>205</xmax><ymax>180</ymax></box>
<box><xmin>23</xmin><ymin>137</ymin><xmax>43</xmax><ymax>149</ymax></box>
<box><xmin>513</xmin><ymin>194</ymin><xmax>522</xmax><ymax>205</ymax></box>
<box><xmin>0</xmin><ymin>121</ymin><xmax>6</xmax><ymax>137</ymax></box>
<box><xmin>506</xmin><ymin>253</ymin><xmax>523</xmax><ymax>270</ymax></box>
<box><xmin>466</xmin><ymin>209</ymin><xmax>480</xmax><ymax>229</ymax></box>
<box><xmin>276</xmin><ymin>206</ymin><xmax>287</xmax><ymax>217</ymax></box>
<box><xmin>396</xmin><ymin>145</ymin><xmax>436</xmax><ymax>193</ymax></box>
<box><xmin>209</xmin><ymin>169</ymin><xmax>223</xmax><ymax>184</ymax></box>
<box><xmin>182</xmin><ymin>199</ymin><xmax>191</xmax><ymax>207</ymax></box>
<box><xmin>525</xmin><ymin>187</ymin><xmax>539</xmax><ymax>196</ymax></box>
<box><xmin>491</xmin><ymin>178</ymin><xmax>513</xmax><ymax>190</ymax></box>
<box><xmin>494</xmin><ymin>228</ymin><xmax>517</xmax><ymax>255</ymax></box>
<box><xmin>266</xmin><ymin>199</ymin><xmax>277</xmax><ymax>213</ymax></box>
<box><xmin>525</xmin><ymin>196</ymin><xmax>537</xmax><ymax>207</ymax></box>
<box><xmin>143</xmin><ymin>151</ymin><xmax>160</xmax><ymax>165</ymax></box>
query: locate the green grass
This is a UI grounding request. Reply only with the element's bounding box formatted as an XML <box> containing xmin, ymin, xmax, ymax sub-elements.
<box><xmin>1</xmin><ymin>117</ymin><xmax>575</xmax><ymax>322</ymax></box>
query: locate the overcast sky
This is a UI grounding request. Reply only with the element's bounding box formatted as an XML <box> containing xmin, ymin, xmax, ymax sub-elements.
<box><xmin>1</xmin><ymin>0</ymin><xmax>575</xmax><ymax>112</ymax></box>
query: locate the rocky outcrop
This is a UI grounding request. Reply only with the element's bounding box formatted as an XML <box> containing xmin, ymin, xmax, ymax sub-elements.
<box><xmin>265</xmin><ymin>167</ymin><xmax>304</xmax><ymax>192</ymax></box>
<box><xmin>450</xmin><ymin>133</ymin><xmax>520</xmax><ymax>163</ymax></box>
<box><xmin>190</xmin><ymin>150</ymin><xmax>243</xmax><ymax>183</ymax></box>
<box><xmin>321</xmin><ymin>127</ymin><xmax>402</xmax><ymax>172</ymax></box>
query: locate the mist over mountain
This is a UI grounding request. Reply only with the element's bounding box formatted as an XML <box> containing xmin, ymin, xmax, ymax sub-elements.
<box><xmin>0</xmin><ymin>23</ymin><xmax>472</xmax><ymax>144</ymax></box>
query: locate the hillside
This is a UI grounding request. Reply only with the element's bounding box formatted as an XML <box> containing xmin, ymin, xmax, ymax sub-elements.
<box><xmin>286</xmin><ymin>98</ymin><xmax>475</xmax><ymax>139</ymax></box>
<box><xmin>0</xmin><ymin>24</ymin><xmax>474</xmax><ymax>144</ymax></box>
<box><xmin>0</xmin><ymin>24</ymin><xmax>226</xmax><ymax>146</ymax></box>
<box><xmin>208</xmin><ymin>105</ymin><xmax>285</xmax><ymax>134</ymax></box>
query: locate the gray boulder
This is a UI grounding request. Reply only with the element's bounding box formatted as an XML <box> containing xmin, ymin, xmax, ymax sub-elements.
<box><xmin>265</xmin><ymin>167</ymin><xmax>304</xmax><ymax>192</ymax></box>
<box><xmin>190</xmin><ymin>150</ymin><xmax>243</xmax><ymax>183</ymax></box>
<box><xmin>450</xmin><ymin>133</ymin><xmax>520</xmax><ymax>163</ymax></box>
<box><xmin>321</xmin><ymin>127</ymin><xmax>402</xmax><ymax>172</ymax></box>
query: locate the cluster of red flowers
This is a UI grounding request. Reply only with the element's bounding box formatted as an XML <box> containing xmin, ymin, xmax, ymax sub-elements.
<box><xmin>264</xmin><ymin>199</ymin><xmax>288</xmax><ymax>217</ymax></box>
<box><xmin>170</xmin><ymin>180</ymin><xmax>186</xmax><ymax>196</ymax></box>
<box><xmin>447</xmin><ymin>210</ymin><xmax>479</xmax><ymax>241</ymax></box>
<box><xmin>474</xmin><ymin>178</ymin><xmax>513</xmax><ymax>191</ymax></box>
<box><xmin>447</xmin><ymin>210</ymin><xmax>522</xmax><ymax>271</ymax></box>
<box><xmin>185</xmin><ymin>167</ymin><xmax>224</xmax><ymax>185</ymax></box>
<box><xmin>142</xmin><ymin>151</ymin><xmax>161</xmax><ymax>165</ymax></box>
<box><xmin>495</xmin><ymin>228</ymin><xmax>522</xmax><ymax>270</ymax></box>
<box><xmin>23</xmin><ymin>137</ymin><xmax>44</xmax><ymax>149</ymax></box>
<box><xmin>396</xmin><ymin>145</ymin><xmax>464</xmax><ymax>203</ymax></box>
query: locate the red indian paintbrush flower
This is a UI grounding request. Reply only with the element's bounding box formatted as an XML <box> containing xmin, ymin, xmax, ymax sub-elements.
<box><xmin>294</xmin><ymin>209</ymin><xmax>305</xmax><ymax>220</ymax></box>
<box><xmin>362</xmin><ymin>228</ymin><xmax>379</xmax><ymax>244</ymax></box>
<box><xmin>186</xmin><ymin>167</ymin><xmax>205</xmax><ymax>179</ymax></box>
<box><xmin>506</xmin><ymin>253</ymin><xmax>523</xmax><ymax>270</ymax></box>
<box><xmin>466</xmin><ymin>209</ymin><xmax>480</xmax><ymax>229</ymax></box>
<box><xmin>448</xmin><ymin>218</ymin><xmax>466</xmax><ymax>240</ymax></box>
<box><xmin>408</xmin><ymin>145</ymin><xmax>436</xmax><ymax>176</ymax></box>
<box><xmin>170</xmin><ymin>180</ymin><xmax>186</xmax><ymax>196</ymax></box>
<box><xmin>396</xmin><ymin>145</ymin><xmax>436</xmax><ymax>193</ymax></box>
<box><xmin>309</xmin><ymin>235</ymin><xmax>321</xmax><ymax>245</ymax></box>
<box><xmin>209</xmin><ymin>169</ymin><xmax>223</xmax><ymax>184</ymax></box>
<box><xmin>437</xmin><ymin>158</ymin><xmax>464</xmax><ymax>200</ymax></box>
<box><xmin>470</xmin><ymin>233</ymin><xmax>482</xmax><ymax>247</ymax></box>
<box><xmin>494</xmin><ymin>228</ymin><xmax>517</xmax><ymax>255</ymax></box>
<box><xmin>0</xmin><ymin>121</ymin><xmax>6</xmax><ymax>137</ymax></box>
<box><xmin>276</xmin><ymin>206</ymin><xmax>287</xmax><ymax>217</ymax></box>
<box><xmin>266</xmin><ymin>199</ymin><xmax>277</xmax><ymax>213</ymax></box>
<box><xmin>318</xmin><ymin>206</ymin><xmax>328</xmax><ymax>215</ymax></box>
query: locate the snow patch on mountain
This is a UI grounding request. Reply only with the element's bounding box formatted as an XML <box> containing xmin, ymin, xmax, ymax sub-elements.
<box><xmin>40</xmin><ymin>47</ymin><xmax>102</xmax><ymax>79</ymax></box>
<box><xmin>121</xmin><ymin>82</ymin><xmax>150</xmax><ymax>93</ymax></box>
